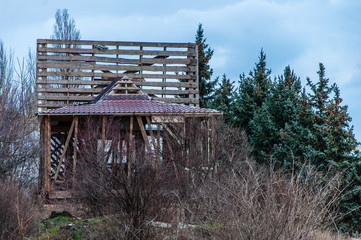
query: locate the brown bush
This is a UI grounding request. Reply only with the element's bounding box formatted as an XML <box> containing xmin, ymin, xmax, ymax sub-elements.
<box><xmin>73</xmin><ymin>117</ymin><xmax>342</xmax><ymax>239</ymax></box>
<box><xmin>0</xmin><ymin>180</ymin><xmax>39</xmax><ymax>239</ymax></box>
<box><xmin>176</xmin><ymin>161</ymin><xmax>341</xmax><ymax>240</ymax></box>
<box><xmin>75</xmin><ymin>117</ymin><xmax>172</xmax><ymax>240</ymax></box>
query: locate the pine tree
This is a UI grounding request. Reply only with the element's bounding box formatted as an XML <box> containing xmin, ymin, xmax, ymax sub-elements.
<box><xmin>196</xmin><ymin>24</ymin><xmax>217</xmax><ymax>108</ymax></box>
<box><xmin>248</xmin><ymin>65</ymin><xmax>310</xmax><ymax>166</ymax></box>
<box><xmin>233</xmin><ymin>49</ymin><xmax>271</xmax><ymax>134</ymax></box>
<box><xmin>211</xmin><ymin>74</ymin><xmax>235</xmax><ymax>124</ymax></box>
<box><xmin>306</xmin><ymin>64</ymin><xmax>360</xmax><ymax>232</ymax></box>
<box><xmin>306</xmin><ymin>63</ymin><xmax>358</xmax><ymax>168</ymax></box>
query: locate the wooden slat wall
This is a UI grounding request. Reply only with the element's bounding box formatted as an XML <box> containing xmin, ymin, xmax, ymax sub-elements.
<box><xmin>36</xmin><ymin>39</ymin><xmax>199</xmax><ymax>112</ymax></box>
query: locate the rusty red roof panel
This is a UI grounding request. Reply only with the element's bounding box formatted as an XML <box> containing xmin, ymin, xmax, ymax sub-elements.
<box><xmin>42</xmin><ymin>99</ymin><xmax>221</xmax><ymax>115</ymax></box>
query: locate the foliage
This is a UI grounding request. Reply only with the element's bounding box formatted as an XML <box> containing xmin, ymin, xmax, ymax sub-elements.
<box><xmin>196</xmin><ymin>24</ymin><xmax>217</xmax><ymax>108</ymax></box>
<box><xmin>232</xmin><ymin>49</ymin><xmax>271</xmax><ymax>134</ymax></box>
<box><xmin>210</xmin><ymin>74</ymin><xmax>235</xmax><ymax>124</ymax></box>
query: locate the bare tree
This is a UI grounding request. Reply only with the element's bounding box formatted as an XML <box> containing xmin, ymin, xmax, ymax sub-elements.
<box><xmin>51</xmin><ymin>9</ymin><xmax>80</xmax><ymax>41</ymax></box>
<box><xmin>0</xmin><ymin>40</ymin><xmax>14</xmax><ymax>91</ymax></box>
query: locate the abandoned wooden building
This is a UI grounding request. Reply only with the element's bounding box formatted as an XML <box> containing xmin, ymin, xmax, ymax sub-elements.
<box><xmin>36</xmin><ymin>39</ymin><xmax>221</xmax><ymax>199</ymax></box>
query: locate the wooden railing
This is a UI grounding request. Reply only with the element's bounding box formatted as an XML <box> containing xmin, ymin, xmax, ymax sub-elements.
<box><xmin>36</xmin><ymin>39</ymin><xmax>199</xmax><ymax>112</ymax></box>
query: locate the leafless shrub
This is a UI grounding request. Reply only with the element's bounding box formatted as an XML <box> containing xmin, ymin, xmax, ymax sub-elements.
<box><xmin>0</xmin><ymin>86</ymin><xmax>39</xmax><ymax>187</ymax></box>
<box><xmin>75</xmin><ymin>117</ymin><xmax>171</xmax><ymax>240</ymax></box>
<box><xmin>0</xmin><ymin>180</ymin><xmax>39</xmax><ymax>239</ymax></box>
<box><xmin>176</xmin><ymin>160</ymin><xmax>342</xmax><ymax>240</ymax></box>
<box><xmin>72</xmin><ymin>116</ymin><xmax>342</xmax><ymax>239</ymax></box>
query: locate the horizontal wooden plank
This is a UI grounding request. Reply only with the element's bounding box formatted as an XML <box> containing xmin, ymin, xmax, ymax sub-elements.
<box><xmin>152</xmin><ymin>97</ymin><xmax>199</xmax><ymax>104</ymax></box>
<box><xmin>37</xmin><ymin>80</ymin><xmax>111</xmax><ymax>85</ymax></box>
<box><xmin>143</xmin><ymin>89</ymin><xmax>198</xmax><ymax>95</ymax></box>
<box><xmin>37</xmin><ymin>55</ymin><xmax>195</xmax><ymax>65</ymax></box>
<box><xmin>138</xmin><ymin>81</ymin><xmax>198</xmax><ymax>88</ymax></box>
<box><xmin>38</xmin><ymin>47</ymin><xmax>194</xmax><ymax>57</ymax></box>
<box><xmin>37</xmin><ymin>88</ymin><xmax>103</xmax><ymax>94</ymax></box>
<box><xmin>37</xmin><ymin>98</ymin><xmax>199</xmax><ymax>108</ymax></box>
<box><xmin>38</xmin><ymin>95</ymin><xmax>94</xmax><ymax>101</ymax></box>
<box><xmin>37</xmin><ymin>89</ymin><xmax>198</xmax><ymax>97</ymax></box>
<box><xmin>37</xmin><ymin>79</ymin><xmax>197</xmax><ymax>88</ymax></box>
<box><xmin>112</xmin><ymin>87</ymin><xmax>139</xmax><ymax>91</ymax></box>
<box><xmin>37</xmin><ymin>71</ymin><xmax>195</xmax><ymax>80</ymax></box>
<box><xmin>37</xmin><ymin>39</ymin><xmax>195</xmax><ymax>48</ymax></box>
<box><xmin>37</xmin><ymin>61</ymin><xmax>196</xmax><ymax>72</ymax></box>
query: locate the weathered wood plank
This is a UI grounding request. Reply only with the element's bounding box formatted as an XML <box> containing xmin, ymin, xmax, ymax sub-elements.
<box><xmin>143</xmin><ymin>89</ymin><xmax>198</xmax><ymax>95</ymax></box>
<box><xmin>37</xmin><ymin>95</ymin><xmax>94</xmax><ymax>101</ymax></box>
<box><xmin>152</xmin><ymin>97</ymin><xmax>199</xmax><ymax>104</ymax></box>
<box><xmin>37</xmin><ymin>88</ymin><xmax>103</xmax><ymax>94</ymax></box>
<box><xmin>37</xmin><ymin>39</ymin><xmax>195</xmax><ymax>48</ymax></box>
<box><xmin>38</xmin><ymin>47</ymin><xmax>194</xmax><ymax>57</ymax></box>
<box><xmin>45</xmin><ymin>117</ymin><xmax>51</xmax><ymax>195</ymax></box>
<box><xmin>37</xmin><ymin>80</ymin><xmax>197</xmax><ymax>88</ymax></box>
<box><xmin>37</xmin><ymin>55</ymin><xmax>194</xmax><ymax>65</ymax></box>
<box><xmin>73</xmin><ymin>117</ymin><xmax>78</xmax><ymax>179</ymax></box>
<box><xmin>37</xmin><ymin>72</ymin><xmax>195</xmax><ymax>80</ymax></box>
<box><xmin>36</xmin><ymin>96</ymin><xmax>198</xmax><ymax>107</ymax></box>
<box><xmin>38</xmin><ymin>61</ymin><xmax>196</xmax><ymax>72</ymax></box>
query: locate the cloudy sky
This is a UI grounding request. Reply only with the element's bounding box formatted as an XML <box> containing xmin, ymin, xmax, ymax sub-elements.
<box><xmin>1</xmin><ymin>0</ymin><xmax>361</xmax><ymax>139</ymax></box>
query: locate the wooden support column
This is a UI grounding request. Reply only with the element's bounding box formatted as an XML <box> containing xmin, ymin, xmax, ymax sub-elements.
<box><xmin>44</xmin><ymin>116</ymin><xmax>51</xmax><ymax>196</ymax></box>
<box><xmin>53</xmin><ymin>118</ymin><xmax>76</xmax><ymax>183</ymax></box>
<box><xmin>72</xmin><ymin>117</ymin><xmax>79</xmax><ymax>179</ymax></box>
<box><xmin>101</xmin><ymin>115</ymin><xmax>106</xmax><ymax>161</ymax></box>
<box><xmin>211</xmin><ymin>116</ymin><xmax>217</xmax><ymax>174</ymax></box>
<box><xmin>128</xmin><ymin>116</ymin><xmax>134</xmax><ymax>178</ymax></box>
<box><xmin>137</xmin><ymin>116</ymin><xmax>155</xmax><ymax>168</ymax></box>
<box><xmin>38</xmin><ymin>117</ymin><xmax>45</xmax><ymax>194</ymax></box>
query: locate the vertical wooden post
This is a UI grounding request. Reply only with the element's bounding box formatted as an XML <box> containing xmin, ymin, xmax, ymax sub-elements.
<box><xmin>101</xmin><ymin>115</ymin><xmax>106</xmax><ymax>161</ymax></box>
<box><xmin>157</xmin><ymin>123</ymin><xmax>161</xmax><ymax>161</ymax></box>
<box><xmin>211</xmin><ymin>116</ymin><xmax>217</xmax><ymax>174</ymax></box>
<box><xmin>73</xmin><ymin>117</ymin><xmax>79</xmax><ymax>180</ymax></box>
<box><xmin>38</xmin><ymin>116</ymin><xmax>45</xmax><ymax>194</ymax></box>
<box><xmin>44</xmin><ymin>116</ymin><xmax>51</xmax><ymax>196</ymax></box>
<box><xmin>128</xmin><ymin>116</ymin><xmax>134</xmax><ymax>178</ymax></box>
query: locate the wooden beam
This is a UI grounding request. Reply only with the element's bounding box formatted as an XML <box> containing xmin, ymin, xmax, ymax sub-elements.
<box><xmin>137</xmin><ymin>116</ymin><xmax>155</xmax><ymax>168</ymax></box>
<box><xmin>146</xmin><ymin>116</ymin><xmax>160</xmax><ymax>166</ymax></box>
<box><xmin>37</xmin><ymin>39</ymin><xmax>195</xmax><ymax>48</ymax></box>
<box><xmin>53</xmin><ymin>118</ymin><xmax>76</xmax><ymax>183</ymax></box>
<box><xmin>128</xmin><ymin>116</ymin><xmax>134</xmax><ymax>178</ymax></box>
<box><xmin>44</xmin><ymin>116</ymin><xmax>51</xmax><ymax>195</ymax></box>
<box><xmin>101</xmin><ymin>116</ymin><xmax>106</xmax><ymax>161</ymax></box>
<box><xmin>161</xmin><ymin>123</ymin><xmax>182</xmax><ymax>145</ymax></box>
<box><xmin>72</xmin><ymin>117</ymin><xmax>79</xmax><ymax>179</ymax></box>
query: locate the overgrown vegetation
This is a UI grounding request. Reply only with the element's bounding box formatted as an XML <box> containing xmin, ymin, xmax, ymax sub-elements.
<box><xmin>0</xmin><ymin>10</ymin><xmax>360</xmax><ymax>239</ymax></box>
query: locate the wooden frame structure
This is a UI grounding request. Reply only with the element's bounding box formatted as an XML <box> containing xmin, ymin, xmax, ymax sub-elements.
<box><xmin>36</xmin><ymin>39</ymin><xmax>199</xmax><ymax>112</ymax></box>
<box><xmin>36</xmin><ymin>40</ymin><xmax>220</xmax><ymax>199</ymax></box>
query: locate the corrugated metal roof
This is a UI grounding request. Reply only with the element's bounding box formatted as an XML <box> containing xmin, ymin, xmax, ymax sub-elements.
<box><xmin>40</xmin><ymin>97</ymin><xmax>221</xmax><ymax>116</ymax></box>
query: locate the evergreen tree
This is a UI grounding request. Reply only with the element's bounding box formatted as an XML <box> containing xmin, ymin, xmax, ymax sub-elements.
<box><xmin>195</xmin><ymin>24</ymin><xmax>217</xmax><ymax>108</ymax></box>
<box><xmin>248</xmin><ymin>65</ymin><xmax>311</xmax><ymax>166</ymax></box>
<box><xmin>211</xmin><ymin>74</ymin><xmax>234</xmax><ymax>124</ymax></box>
<box><xmin>233</xmin><ymin>49</ymin><xmax>271</xmax><ymax>134</ymax></box>
<box><xmin>307</xmin><ymin>63</ymin><xmax>358</xmax><ymax>168</ymax></box>
<box><xmin>306</xmin><ymin>64</ymin><xmax>360</xmax><ymax>232</ymax></box>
